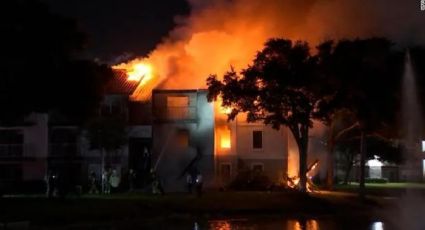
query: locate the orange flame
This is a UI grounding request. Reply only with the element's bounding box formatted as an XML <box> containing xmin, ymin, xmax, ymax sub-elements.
<box><xmin>112</xmin><ymin>58</ymin><xmax>160</xmax><ymax>101</ymax></box>
<box><xmin>112</xmin><ymin>59</ymin><xmax>153</xmax><ymax>83</ymax></box>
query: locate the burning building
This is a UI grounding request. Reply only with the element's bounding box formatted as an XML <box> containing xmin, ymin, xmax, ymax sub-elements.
<box><xmin>109</xmin><ymin>54</ymin><xmax>328</xmax><ymax>192</ymax></box>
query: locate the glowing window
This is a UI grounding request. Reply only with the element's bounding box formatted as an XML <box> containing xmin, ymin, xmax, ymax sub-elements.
<box><xmin>167</xmin><ymin>96</ymin><xmax>190</xmax><ymax>120</ymax></box>
<box><xmin>167</xmin><ymin>96</ymin><xmax>189</xmax><ymax>107</ymax></box>
<box><xmin>176</xmin><ymin>129</ymin><xmax>189</xmax><ymax>148</ymax></box>
<box><xmin>220</xmin><ymin>128</ymin><xmax>231</xmax><ymax>149</ymax></box>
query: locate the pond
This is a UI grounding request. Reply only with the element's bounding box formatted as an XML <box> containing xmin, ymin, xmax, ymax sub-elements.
<box><xmin>35</xmin><ymin>216</ymin><xmax>394</xmax><ymax>230</ymax></box>
<box><xmin>108</xmin><ymin>218</ymin><xmax>391</xmax><ymax>230</ymax></box>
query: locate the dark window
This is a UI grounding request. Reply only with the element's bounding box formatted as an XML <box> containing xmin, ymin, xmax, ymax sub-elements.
<box><xmin>0</xmin><ymin>164</ymin><xmax>22</xmax><ymax>180</ymax></box>
<box><xmin>252</xmin><ymin>131</ymin><xmax>263</xmax><ymax>149</ymax></box>
<box><xmin>220</xmin><ymin>164</ymin><xmax>231</xmax><ymax>178</ymax></box>
<box><xmin>252</xmin><ymin>164</ymin><xmax>264</xmax><ymax>173</ymax></box>
<box><xmin>0</xmin><ymin>130</ymin><xmax>24</xmax><ymax>157</ymax></box>
<box><xmin>0</xmin><ymin>130</ymin><xmax>23</xmax><ymax>144</ymax></box>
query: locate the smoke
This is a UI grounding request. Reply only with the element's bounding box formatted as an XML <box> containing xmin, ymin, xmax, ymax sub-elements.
<box><xmin>119</xmin><ymin>0</ymin><xmax>425</xmax><ymax>94</ymax></box>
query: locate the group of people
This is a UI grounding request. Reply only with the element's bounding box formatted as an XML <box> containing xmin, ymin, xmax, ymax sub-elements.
<box><xmin>88</xmin><ymin>168</ymin><xmax>121</xmax><ymax>194</ymax></box>
<box><xmin>47</xmin><ymin>167</ymin><xmax>203</xmax><ymax>197</ymax></box>
<box><xmin>186</xmin><ymin>171</ymin><xmax>203</xmax><ymax>197</ymax></box>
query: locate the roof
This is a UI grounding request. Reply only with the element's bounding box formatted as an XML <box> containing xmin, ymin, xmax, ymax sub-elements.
<box><xmin>105</xmin><ymin>70</ymin><xmax>139</xmax><ymax>95</ymax></box>
<box><xmin>152</xmin><ymin>89</ymin><xmax>208</xmax><ymax>94</ymax></box>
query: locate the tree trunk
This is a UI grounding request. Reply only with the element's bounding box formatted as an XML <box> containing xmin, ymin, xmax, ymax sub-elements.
<box><xmin>343</xmin><ymin>151</ymin><xmax>354</xmax><ymax>185</ymax></box>
<box><xmin>326</xmin><ymin>121</ymin><xmax>336</xmax><ymax>190</ymax></box>
<box><xmin>359</xmin><ymin>131</ymin><xmax>366</xmax><ymax>199</ymax></box>
<box><xmin>289</xmin><ymin>124</ymin><xmax>310</xmax><ymax>193</ymax></box>
<box><xmin>298</xmin><ymin>125</ymin><xmax>309</xmax><ymax>193</ymax></box>
<box><xmin>101</xmin><ymin>148</ymin><xmax>105</xmax><ymax>193</ymax></box>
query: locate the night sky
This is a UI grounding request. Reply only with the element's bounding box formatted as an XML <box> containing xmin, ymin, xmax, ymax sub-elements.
<box><xmin>42</xmin><ymin>0</ymin><xmax>190</xmax><ymax>62</ymax></box>
<box><xmin>42</xmin><ymin>0</ymin><xmax>425</xmax><ymax>64</ymax></box>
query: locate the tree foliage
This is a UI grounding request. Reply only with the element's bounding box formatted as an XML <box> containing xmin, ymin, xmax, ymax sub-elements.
<box><xmin>0</xmin><ymin>0</ymin><xmax>113</xmax><ymax>125</ymax></box>
<box><xmin>207</xmin><ymin>39</ymin><xmax>328</xmax><ymax>192</ymax></box>
<box><xmin>316</xmin><ymin>38</ymin><xmax>403</xmax><ymax>195</ymax></box>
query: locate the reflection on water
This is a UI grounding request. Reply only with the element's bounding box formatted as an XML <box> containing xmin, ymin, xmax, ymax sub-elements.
<box><xmin>371</xmin><ymin>222</ymin><xmax>384</xmax><ymax>230</ymax></box>
<box><xmin>203</xmin><ymin>219</ymin><xmax>386</xmax><ymax>230</ymax></box>
<box><xmin>287</xmin><ymin>219</ymin><xmax>319</xmax><ymax>230</ymax></box>
<box><xmin>208</xmin><ymin>219</ymin><xmax>322</xmax><ymax>230</ymax></box>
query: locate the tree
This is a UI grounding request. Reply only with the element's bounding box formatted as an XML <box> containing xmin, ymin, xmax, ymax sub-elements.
<box><xmin>207</xmin><ymin>39</ymin><xmax>329</xmax><ymax>192</ymax></box>
<box><xmin>316</xmin><ymin>38</ymin><xmax>401</xmax><ymax>197</ymax></box>
<box><xmin>0</xmin><ymin>0</ymin><xmax>113</xmax><ymax>125</ymax></box>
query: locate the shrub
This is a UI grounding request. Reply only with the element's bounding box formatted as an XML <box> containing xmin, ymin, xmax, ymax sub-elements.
<box><xmin>228</xmin><ymin>169</ymin><xmax>272</xmax><ymax>191</ymax></box>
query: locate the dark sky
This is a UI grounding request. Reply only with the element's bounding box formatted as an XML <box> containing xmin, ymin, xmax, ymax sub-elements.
<box><xmin>42</xmin><ymin>0</ymin><xmax>190</xmax><ymax>62</ymax></box>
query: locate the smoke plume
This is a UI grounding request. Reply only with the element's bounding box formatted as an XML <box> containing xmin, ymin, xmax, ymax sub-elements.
<box><xmin>118</xmin><ymin>0</ymin><xmax>425</xmax><ymax>94</ymax></box>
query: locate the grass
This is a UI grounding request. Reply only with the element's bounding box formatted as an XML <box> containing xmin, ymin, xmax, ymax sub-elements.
<box><xmin>332</xmin><ymin>182</ymin><xmax>425</xmax><ymax>198</ymax></box>
<box><xmin>337</xmin><ymin>182</ymin><xmax>425</xmax><ymax>189</ymax></box>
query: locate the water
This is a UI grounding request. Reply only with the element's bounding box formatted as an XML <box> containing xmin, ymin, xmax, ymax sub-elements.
<box><xmin>400</xmin><ymin>51</ymin><xmax>423</xmax><ymax>181</ymax></box>
<box><xmin>203</xmin><ymin>219</ymin><xmax>386</xmax><ymax>230</ymax></box>
<box><xmin>44</xmin><ymin>218</ymin><xmax>389</xmax><ymax>230</ymax></box>
<box><xmin>391</xmin><ymin>51</ymin><xmax>425</xmax><ymax>230</ymax></box>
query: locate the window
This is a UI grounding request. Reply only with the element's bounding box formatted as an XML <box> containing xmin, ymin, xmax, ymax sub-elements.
<box><xmin>220</xmin><ymin>163</ymin><xmax>231</xmax><ymax>178</ymax></box>
<box><xmin>176</xmin><ymin>129</ymin><xmax>189</xmax><ymax>148</ymax></box>
<box><xmin>167</xmin><ymin>96</ymin><xmax>189</xmax><ymax>107</ymax></box>
<box><xmin>220</xmin><ymin>128</ymin><xmax>231</xmax><ymax>149</ymax></box>
<box><xmin>0</xmin><ymin>130</ymin><xmax>24</xmax><ymax>157</ymax></box>
<box><xmin>252</xmin><ymin>163</ymin><xmax>264</xmax><ymax>173</ymax></box>
<box><xmin>0</xmin><ymin>164</ymin><xmax>21</xmax><ymax>180</ymax></box>
<box><xmin>0</xmin><ymin>130</ymin><xmax>23</xmax><ymax>144</ymax></box>
<box><xmin>167</xmin><ymin>96</ymin><xmax>190</xmax><ymax>119</ymax></box>
<box><xmin>252</xmin><ymin>131</ymin><xmax>263</xmax><ymax>149</ymax></box>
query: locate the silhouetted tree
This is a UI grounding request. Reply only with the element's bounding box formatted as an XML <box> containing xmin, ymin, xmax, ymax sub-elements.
<box><xmin>316</xmin><ymin>38</ymin><xmax>401</xmax><ymax>197</ymax></box>
<box><xmin>0</xmin><ymin>0</ymin><xmax>113</xmax><ymax>125</ymax></box>
<box><xmin>207</xmin><ymin>39</ymin><xmax>330</xmax><ymax>192</ymax></box>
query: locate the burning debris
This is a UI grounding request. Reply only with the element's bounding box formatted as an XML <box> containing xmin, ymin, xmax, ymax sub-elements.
<box><xmin>286</xmin><ymin>159</ymin><xmax>320</xmax><ymax>192</ymax></box>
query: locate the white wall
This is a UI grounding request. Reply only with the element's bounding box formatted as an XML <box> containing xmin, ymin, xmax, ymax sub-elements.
<box><xmin>152</xmin><ymin>90</ymin><xmax>215</xmax><ymax>191</ymax></box>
